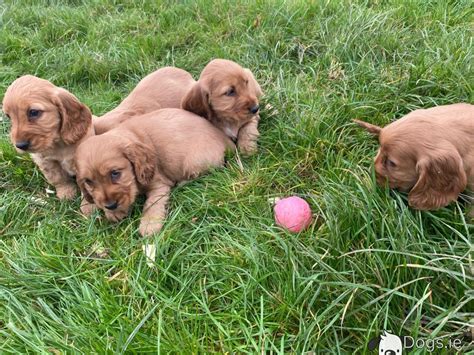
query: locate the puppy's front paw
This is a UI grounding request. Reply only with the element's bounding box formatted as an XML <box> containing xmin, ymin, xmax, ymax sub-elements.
<box><xmin>139</xmin><ymin>218</ymin><xmax>163</xmax><ymax>236</ymax></box>
<box><xmin>238</xmin><ymin>139</ymin><xmax>258</xmax><ymax>156</ymax></box>
<box><xmin>56</xmin><ymin>184</ymin><xmax>77</xmax><ymax>200</ymax></box>
<box><xmin>80</xmin><ymin>201</ymin><xmax>96</xmax><ymax>216</ymax></box>
<box><xmin>105</xmin><ymin>209</ymin><xmax>128</xmax><ymax>223</ymax></box>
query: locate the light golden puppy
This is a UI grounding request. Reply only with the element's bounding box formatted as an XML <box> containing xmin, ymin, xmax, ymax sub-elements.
<box><xmin>2</xmin><ymin>75</ymin><xmax>93</xmax><ymax>200</ymax></box>
<box><xmin>181</xmin><ymin>59</ymin><xmax>262</xmax><ymax>155</ymax></box>
<box><xmin>355</xmin><ymin>103</ymin><xmax>474</xmax><ymax>213</ymax></box>
<box><xmin>94</xmin><ymin>67</ymin><xmax>194</xmax><ymax>134</ymax></box>
<box><xmin>75</xmin><ymin>108</ymin><xmax>234</xmax><ymax>236</ymax></box>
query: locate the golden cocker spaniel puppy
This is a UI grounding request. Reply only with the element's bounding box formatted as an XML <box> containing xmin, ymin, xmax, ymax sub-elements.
<box><xmin>75</xmin><ymin>108</ymin><xmax>234</xmax><ymax>236</ymax></box>
<box><xmin>181</xmin><ymin>59</ymin><xmax>262</xmax><ymax>155</ymax></box>
<box><xmin>2</xmin><ymin>75</ymin><xmax>93</xmax><ymax>200</ymax></box>
<box><xmin>355</xmin><ymin>103</ymin><xmax>474</xmax><ymax>214</ymax></box>
<box><xmin>94</xmin><ymin>67</ymin><xmax>194</xmax><ymax>133</ymax></box>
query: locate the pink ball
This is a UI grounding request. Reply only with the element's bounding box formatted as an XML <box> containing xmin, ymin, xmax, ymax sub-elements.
<box><xmin>274</xmin><ymin>196</ymin><xmax>312</xmax><ymax>233</ymax></box>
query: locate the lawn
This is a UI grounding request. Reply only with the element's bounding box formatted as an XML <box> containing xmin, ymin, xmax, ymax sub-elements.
<box><xmin>0</xmin><ymin>0</ymin><xmax>473</xmax><ymax>353</ymax></box>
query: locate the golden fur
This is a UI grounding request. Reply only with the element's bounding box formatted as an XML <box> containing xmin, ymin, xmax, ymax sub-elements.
<box><xmin>75</xmin><ymin>108</ymin><xmax>234</xmax><ymax>236</ymax></box>
<box><xmin>2</xmin><ymin>75</ymin><xmax>94</xmax><ymax>200</ymax></box>
<box><xmin>94</xmin><ymin>67</ymin><xmax>194</xmax><ymax>133</ymax></box>
<box><xmin>2</xmin><ymin>68</ymin><xmax>194</xmax><ymax>203</ymax></box>
<box><xmin>355</xmin><ymin>103</ymin><xmax>474</xmax><ymax>213</ymax></box>
<box><xmin>181</xmin><ymin>59</ymin><xmax>262</xmax><ymax>155</ymax></box>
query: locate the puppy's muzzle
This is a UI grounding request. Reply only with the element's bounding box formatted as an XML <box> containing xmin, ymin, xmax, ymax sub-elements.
<box><xmin>15</xmin><ymin>141</ymin><xmax>31</xmax><ymax>151</ymax></box>
<box><xmin>105</xmin><ymin>201</ymin><xmax>119</xmax><ymax>210</ymax></box>
<box><xmin>249</xmin><ymin>104</ymin><xmax>259</xmax><ymax>114</ymax></box>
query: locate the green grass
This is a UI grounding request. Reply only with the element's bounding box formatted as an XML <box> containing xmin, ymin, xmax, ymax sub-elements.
<box><xmin>1</xmin><ymin>0</ymin><xmax>473</xmax><ymax>353</ymax></box>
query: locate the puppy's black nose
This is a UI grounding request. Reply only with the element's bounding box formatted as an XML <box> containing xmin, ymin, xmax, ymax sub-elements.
<box><xmin>15</xmin><ymin>141</ymin><xmax>30</xmax><ymax>150</ymax></box>
<box><xmin>249</xmin><ymin>105</ymin><xmax>260</xmax><ymax>114</ymax></box>
<box><xmin>105</xmin><ymin>201</ymin><xmax>118</xmax><ymax>210</ymax></box>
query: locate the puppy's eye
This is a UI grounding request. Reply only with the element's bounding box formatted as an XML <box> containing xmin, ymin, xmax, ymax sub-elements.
<box><xmin>225</xmin><ymin>87</ymin><xmax>236</xmax><ymax>97</ymax></box>
<box><xmin>386</xmin><ymin>159</ymin><xmax>397</xmax><ymax>168</ymax></box>
<box><xmin>28</xmin><ymin>109</ymin><xmax>42</xmax><ymax>120</ymax></box>
<box><xmin>110</xmin><ymin>170</ymin><xmax>121</xmax><ymax>182</ymax></box>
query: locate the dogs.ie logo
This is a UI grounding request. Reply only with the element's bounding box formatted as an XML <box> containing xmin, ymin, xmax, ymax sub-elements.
<box><xmin>368</xmin><ymin>331</ymin><xmax>407</xmax><ymax>354</ymax></box>
<box><xmin>368</xmin><ymin>330</ymin><xmax>464</xmax><ymax>353</ymax></box>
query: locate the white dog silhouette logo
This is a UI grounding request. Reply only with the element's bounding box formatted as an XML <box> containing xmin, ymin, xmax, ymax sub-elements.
<box><xmin>368</xmin><ymin>331</ymin><xmax>405</xmax><ymax>354</ymax></box>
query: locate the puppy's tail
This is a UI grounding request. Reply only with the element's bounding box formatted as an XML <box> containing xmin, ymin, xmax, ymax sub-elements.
<box><xmin>353</xmin><ymin>119</ymin><xmax>382</xmax><ymax>137</ymax></box>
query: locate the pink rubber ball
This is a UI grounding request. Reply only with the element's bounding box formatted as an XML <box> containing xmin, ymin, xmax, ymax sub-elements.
<box><xmin>274</xmin><ymin>196</ymin><xmax>312</xmax><ymax>233</ymax></box>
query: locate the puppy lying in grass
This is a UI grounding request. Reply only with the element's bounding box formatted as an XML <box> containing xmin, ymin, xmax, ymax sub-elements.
<box><xmin>182</xmin><ymin>59</ymin><xmax>262</xmax><ymax>155</ymax></box>
<box><xmin>75</xmin><ymin>108</ymin><xmax>234</xmax><ymax>236</ymax></box>
<box><xmin>355</xmin><ymin>103</ymin><xmax>474</xmax><ymax>215</ymax></box>
<box><xmin>2</xmin><ymin>68</ymin><xmax>193</xmax><ymax>202</ymax></box>
<box><xmin>94</xmin><ymin>67</ymin><xmax>194</xmax><ymax>133</ymax></box>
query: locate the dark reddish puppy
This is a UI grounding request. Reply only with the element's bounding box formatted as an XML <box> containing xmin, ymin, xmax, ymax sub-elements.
<box><xmin>355</xmin><ymin>103</ymin><xmax>474</xmax><ymax>212</ymax></box>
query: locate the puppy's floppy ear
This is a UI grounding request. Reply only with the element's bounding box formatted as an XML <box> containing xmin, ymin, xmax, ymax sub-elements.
<box><xmin>181</xmin><ymin>82</ymin><xmax>212</xmax><ymax>119</ymax></box>
<box><xmin>353</xmin><ymin>119</ymin><xmax>382</xmax><ymax>137</ymax></box>
<box><xmin>53</xmin><ymin>88</ymin><xmax>92</xmax><ymax>144</ymax></box>
<box><xmin>409</xmin><ymin>147</ymin><xmax>467</xmax><ymax>210</ymax></box>
<box><xmin>124</xmin><ymin>140</ymin><xmax>156</xmax><ymax>186</ymax></box>
<box><xmin>78</xmin><ymin>182</ymin><xmax>94</xmax><ymax>203</ymax></box>
<box><xmin>244</xmin><ymin>68</ymin><xmax>262</xmax><ymax>97</ymax></box>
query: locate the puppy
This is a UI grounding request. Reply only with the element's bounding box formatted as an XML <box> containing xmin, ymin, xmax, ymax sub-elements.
<box><xmin>181</xmin><ymin>59</ymin><xmax>262</xmax><ymax>155</ymax></box>
<box><xmin>94</xmin><ymin>67</ymin><xmax>194</xmax><ymax>133</ymax></box>
<box><xmin>2</xmin><ymin>75</ymin><xmax>93</xmax><ymax>200</ymax></box>
<box><xmin>355</xmin><ymin>103</ymin><xmax>474</xmax><ymax>213</ymax></box>
<box><xmin>75</xmin><ymin>108</ymin><xmax>234</xmax><ymax>236</ymax></box>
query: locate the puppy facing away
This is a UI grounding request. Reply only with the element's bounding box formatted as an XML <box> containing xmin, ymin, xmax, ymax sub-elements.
<box><xmin>2</xmin><ymin>75</ymin><xmax>93</xmax><ymax>200</ymax></box>
<box><xmin>94</xmin><ymin>67</ymin><xmax>194</xmax><ymax>134</ymax></box>
<box><xmin>181</xmin><ymin>59</ymin><xmax>262</xmax><ymax>155</ymax></box>
<box><xmin>75</xmin><ymin>108</ymin><xmax>234</xmax><ymax>236</ymax></box>
<box><xmin>354</xmin><ymin>103</ymin><xmax>474</xmax><ymax>213</ymax></box>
